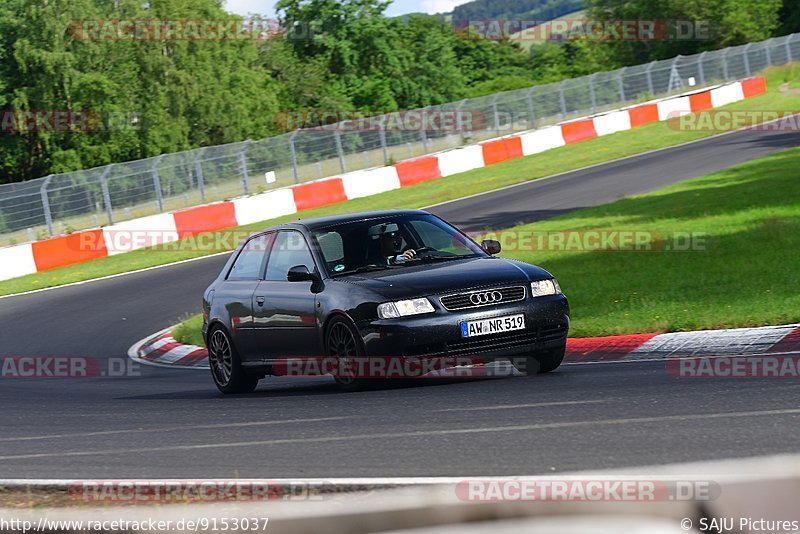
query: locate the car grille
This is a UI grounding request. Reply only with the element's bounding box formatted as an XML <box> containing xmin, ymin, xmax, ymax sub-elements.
<box><xmin>439</xmin><ymin>286</ymin><xmax>526</xmax><ymax>311</ymax></box>
<box><xmin>401</xmin><ymin>323</ymin><xmax>569</xmax><ymax>358</ymax></box>
<box><xmin>539</xmin><ymin>322</ymin><xmax>569</xmax><ymax>342</ymax></box>
<box><xmin>447</xmin><ymin>330</ymin><xmax>538</xmax><ymax>357</ymax></box>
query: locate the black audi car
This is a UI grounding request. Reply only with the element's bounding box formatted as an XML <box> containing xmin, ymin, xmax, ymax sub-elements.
<box><xmin>202</xmin><ymin>210</ymin><xmax>569</xmax><ymax>393</ymax></box>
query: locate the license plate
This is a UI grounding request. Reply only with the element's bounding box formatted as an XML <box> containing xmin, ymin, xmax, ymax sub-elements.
<box><xmin>461</xmin><ymin>314</ymin><xmax>526</xmax><ymax>338</ymax></box>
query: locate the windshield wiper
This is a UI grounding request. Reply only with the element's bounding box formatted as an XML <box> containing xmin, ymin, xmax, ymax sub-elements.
<box><xmin>334</xmin><ymin>265</ymin><xmax>391</xmax><ymax>276</ymax></box>
<box><xmin>415</xmin><ymin>254</ymin><xmax>470</xmax><ymax>263</ymax></box>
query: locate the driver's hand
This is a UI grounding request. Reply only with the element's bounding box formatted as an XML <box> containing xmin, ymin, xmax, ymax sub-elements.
<box><xmin>392</xmin><ymin>249</ymin><xmax>416</xmax><ymax>264</ymax></box>
<box><xmin>399</xmin><ymin>249</ymin><xmax>416</xmax><ymax>261</ymax></box>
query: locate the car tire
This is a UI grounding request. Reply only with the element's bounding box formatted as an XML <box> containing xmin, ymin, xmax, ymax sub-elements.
<box><xmin>207</xmin><ymin>325</ymin><xmax>259</xmax><ymax>394</ymax></box>
<box><xmin>326</xmin><ymin>316</ymin><xmax>373</xmax><ymax>392</ymax></box>
<box><xmin>514</xmin><ymin>345</ymin><xmax>566</xmax><ymax>376</ymax></box>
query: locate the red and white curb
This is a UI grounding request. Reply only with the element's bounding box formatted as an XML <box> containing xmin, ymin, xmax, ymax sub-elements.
<box><xmin>128</xmin><ymin>322</ymin><xmax>800</xmax><ymax>370</ymax></box>
<box><xmin>567</xmin><ymin>323</ymin><xmax>800</xmax><ymax>363</ymax></box>
<box><xmin>0</xmin><ymin>77</ymin><xmax>767</xmax><ymax>283</ymax></box>
<box><xmin>128</xmin><ymin>328</ymin><xmax>209</xmax><ymax>369</ymax></box>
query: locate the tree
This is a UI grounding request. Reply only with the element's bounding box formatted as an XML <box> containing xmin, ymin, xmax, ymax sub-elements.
<box><xmin>585</xmin><ymin>0</ymin><xmax>783</xmax><ymax>65</ymax></box>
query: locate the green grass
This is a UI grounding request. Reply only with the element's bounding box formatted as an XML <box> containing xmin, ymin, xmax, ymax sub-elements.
<box><xmin>2</xmin><ymin>63</ymin><xmax>799</xmax><ymax>298</ymax></box>
<box><xmin>173</xmin><ymin>147</ymin><xmax>800</xmax><ymax>344</ymax></box>
<box><xmin>172</xmin><ymin>314</ymin><xmax>205</xmax><ymax>347</ymax></box>
<box><xmin>505</xmin><ymin>147</ymin><xmax>800</xmax><ymax>336</ymax></box>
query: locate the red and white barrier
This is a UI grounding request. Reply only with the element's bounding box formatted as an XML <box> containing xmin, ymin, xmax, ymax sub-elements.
<box><xmin>341</xmin><ymin>166</ymin><xmax>401</xmax><ymax>199</ymax></box>
<box><xmin>519</xmin><ymin>125</ymin><xmax>566</xmax><ymax>155</ymax></box>
<box><xmin>593</xmin><ymin>110</ymin><xmax>632</xmax><ymax>137</ymax></box>
<box><xmin>0</xmin><ymin>244</ymin><xmax>38</xmax><ymax>280</ymax></box>
<box><xmin>437</xmin><ymin>145</ymin><xmax>486</xmax><ymax>177</ymax></box>
<box><xmin>102</xmin><ymin>213</ymin><xmax>179</xmax><ymax>256</ymax></box>
<box><xmin>232</xmin><ymin>188</ymin><xmax>297</xmax><ymax>226</ymax></box>
<box><xmin>0</xmin><ymin>77</ymin><xmax>767</xmax><ymax>283</ymax></box>
<box><xmin>657</xmin><ymin>95</ymin><xmax>692</xmax><ymax>121</ymax></box>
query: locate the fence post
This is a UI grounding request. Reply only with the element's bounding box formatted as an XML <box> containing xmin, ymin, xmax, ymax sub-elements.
<box><xmin>40</xmin><ymin>175</ymin><xmax>54</xmax><ymax>237</ymax></box>
<box><xmin>558</xmin><ymin>80</ymin><xmax>567</xmax><ymax>118</ymax></box>
<box><xmin>420</xmin><ymin>107</ymin><xmax>430</xmax><ymax>151</ymax></box>
<box><xmin>645</xmin><ymin>61</ymin><xmax>656</xmax><ymax>95</ymax></box>
<box><xmin>525</xmin><ymin>87</ymin><xmax>536</xmax><ymax>127</ymax></box>
<box><xmin>100</xmin><ymin>165</ymin><xmax>114</xmax><ymax>225</ymax></box>
<box><xmin>151</xmin><ymin>155</ymin><xmax>164</xmax><ymax>213</ymax></box>
<box><xmin>588</xmin><ymin>73</ymin><xmax>597</xmax><ymax>113</ymax></box>
<box><xmin>697</xmin><ymin>51</ymin><xmax>707</xmax><ymax>85</ymax></box>
<box><xmin>334</xmin><ymin>130</ymin><xmax>347</xmax><ymax>173</ymax></box>
<box><xmin>453</xmin><ymin>99</ymin><xmax>471</xmax><ymax>144</ymax></box>
<box><xmin>722</xmin><ymin>48</ymin><xmax>730</xmax><ymax>80</ymax></box>
<box><xmin>288</xmin><ymin>131</ymin><xmax>300</xmax><ymax>184</ymax></box>
<box><xmin>491</xmin><ymin>95</ymin><xmax>501</xmax><ymax>136</ymax></box>
<box><xmin>617</xmin><ymin>67</ymin><xmax>626</xmax><ymax>102</ymax></box>
<box><xmin>194</xmin><ymin>148</ymin><xmax>206</xmax><ymax>202</ymax></box>
<box><xmin>743</xmin><ymin>43</ymin><xmax>753</xmax><ymax>77</ymax></box>
<box><xmin>378</xmin><ymin>122</ymin><xmax>388</xmax><ymax>163</ymax></box>
<box><xmin>238</xmin><ymin>140</ymin><xmax>251</xmax><ymax>195</ymax></box>
<box><xmin>764</xmin><ymin>39</ymin><xmax>772</xmax><ymax>66</ymax></box>
<box><xmin>786</xmin><ymin>35</ymin><xmax>793</xmax><ymax>63</ymax></box>
<box><xmin>667</xmin><ymin>55</ymin><xmax>682</xmax><ymax>92</ymax></box>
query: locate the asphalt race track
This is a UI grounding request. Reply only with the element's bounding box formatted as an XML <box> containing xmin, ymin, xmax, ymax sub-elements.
<box><xmin>1</xmin><ymin>127</ymin><xmax>799</xmax><ymax>478</ymax></box>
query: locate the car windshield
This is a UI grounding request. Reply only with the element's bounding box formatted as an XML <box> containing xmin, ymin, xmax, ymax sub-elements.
<box><xmin>311</xmin><ymin>214</ymin><xmax>486</xmax><ymax>276</ymax></box>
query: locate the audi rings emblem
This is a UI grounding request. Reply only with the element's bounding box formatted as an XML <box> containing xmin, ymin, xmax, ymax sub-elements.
<box><xmin>469</xmin><ymin>291</ymin><xmax>503</xmax><ymax>305</ymax></box>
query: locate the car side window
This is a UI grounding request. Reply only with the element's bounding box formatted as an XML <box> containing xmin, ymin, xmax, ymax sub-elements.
<box><xmin>265</xmin><ymin>231</ymin><xmax>315</xmax><ymax>281</ymax></box>
<box><xmin>227</xmin><ymin>233</ymin><xmax>273</xmax><ymax>280</ymax></box>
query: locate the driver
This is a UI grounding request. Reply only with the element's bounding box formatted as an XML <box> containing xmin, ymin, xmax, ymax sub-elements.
<box><xmin>368</xmin><ymin>223</ymin><xmax>417</xmax><ymax>265</ymax></box>
<box><xmin>380</xmin><ymin>231</ymin><xmax>416</xmax><ymax>264</ymax></box>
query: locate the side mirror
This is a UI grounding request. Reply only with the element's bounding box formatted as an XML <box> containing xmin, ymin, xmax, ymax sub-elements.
<box><xmin>287</xmin><ymin>265</ymin><xmax>317</xmax><ymax>282</ymax></box>
<box><xmin>482</xmin><ymin>239</ymin><xmax>501</xmax><ymax>255</ymax></box>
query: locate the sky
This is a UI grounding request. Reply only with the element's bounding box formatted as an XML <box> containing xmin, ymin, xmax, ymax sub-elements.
<box><xmin>224</xmin><ymin>0</ymin><xmax>471</xmax><ymax>18</ymax></box>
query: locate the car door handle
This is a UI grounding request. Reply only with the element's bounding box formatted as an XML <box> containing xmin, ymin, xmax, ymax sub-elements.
<box><xmin>256</xmin><ymin>296</ymin><xmax>265</xmax><ymax>306</ymax></box>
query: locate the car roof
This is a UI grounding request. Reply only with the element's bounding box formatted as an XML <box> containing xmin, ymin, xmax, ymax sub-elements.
<box><xmin>269</xmin><ymin>209</ymin><xmax>432</xmax><ymax>232</ymax></box>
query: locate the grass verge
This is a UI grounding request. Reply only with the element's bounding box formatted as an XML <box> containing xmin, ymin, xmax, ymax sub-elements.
<box><xmin>173</xmin><ymin>147</ymin><xmax>800</xmax><ymax>343</ymax></box>
<box><xmin>172</xmin><ymin>315</ymin><xmax>205</xmax><ymax>347</ymax></box>
<box><xmin>2</xmin><ymin>64</ymin><xmax>799</xmax><ymax>298</ymax></box>
<box><xmin>504</xmin><ymin>147</ymin><xmax>800</xmax><ymax>336</ymax></box>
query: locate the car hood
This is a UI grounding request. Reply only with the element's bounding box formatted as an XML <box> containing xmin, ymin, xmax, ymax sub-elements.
<box><xmin>340</xmin><ymin>257</ymin><xmax>552</xmax><ymax>299</ymax></box>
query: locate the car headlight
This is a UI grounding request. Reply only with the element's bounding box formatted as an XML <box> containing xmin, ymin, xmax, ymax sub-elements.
<box><xmin>531</xmin><ymin>279</ymin><xmax>561</xmax><ymax>297</ymax></box>
<box><xmin>378</xmin><ymin>298</ymin><xmax>435</xmax><ymax>319</ymax></box>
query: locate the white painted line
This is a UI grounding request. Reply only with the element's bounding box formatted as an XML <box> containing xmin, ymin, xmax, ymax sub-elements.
<box><xmin>0</xmin><ymin>416</ymin><xmax>358</xmax><ymax>443</ymax></box>
<box><xmin>433</xmin><ymin>400</ymin><xmax>605</xmax><ymax>412</ymax></box>
<box><xmin>4</xmin><ymin>408</ymin><xmax>800</xmax><ymax>461</ymax></box>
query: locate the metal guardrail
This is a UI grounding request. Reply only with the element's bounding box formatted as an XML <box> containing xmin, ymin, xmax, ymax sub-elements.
<box><xmin>1</xmin><ymin>32</ymin><xmax>797</xmax><ymax>247</ymax></box>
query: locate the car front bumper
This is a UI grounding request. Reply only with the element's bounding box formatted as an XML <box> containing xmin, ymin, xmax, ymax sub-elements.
<box><xmin>357</xmin><ymin>294</ymin><xmax>569</xmax><ymax>362</ymax></box>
